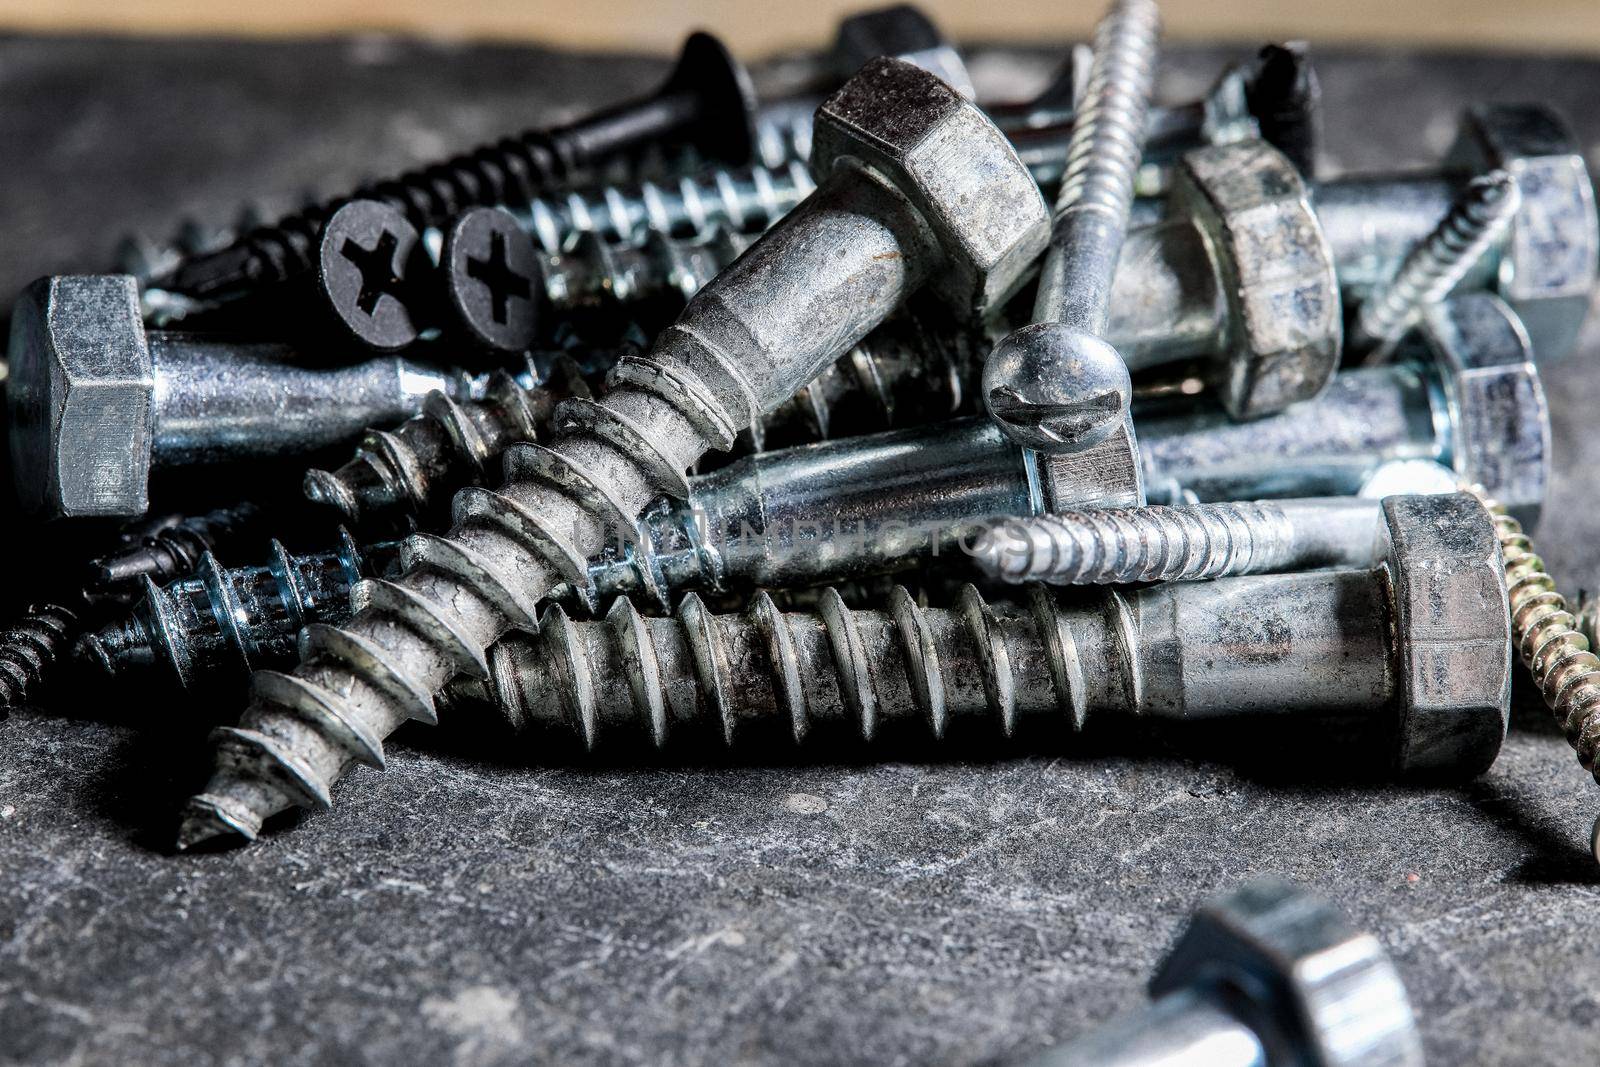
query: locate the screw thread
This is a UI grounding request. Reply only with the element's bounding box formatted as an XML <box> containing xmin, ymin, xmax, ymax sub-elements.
<box><xmin>536</xmin><ymin>226</ymin><xmax>752</xmax><ymax>320</ymax></box>
<box><xmin>517</xmin><ymin>159</ymin><xmax>816</xmax><ymax>250</ymax></box>
<box><xmin>1356</xmin><ymin>171</ymin><xmax>1521</xmax><ymax>362</ymax></box>
<box><xmin>1472</xmin><ymin>489</ymin><xmax>1600</xmax><ymax>781</ymax></box>
<box><xmin>973</xmin><ymin>502</ymin><xmax>1297</xmax><ymax>585</ymax></box>
<box><xmin>303</xmin><ymin>352</ymin><xmax>594</xmax><ymax>529</ymax></box>
<box><xmin>86</xmin><ymin>503</ymin><xmax>266</xmax><ymax>601</ymax></box>
<box><xmin>77</xmin><ymin>531</ymin><xmax>400</xmax><ymax>689</ymax></box>
<box><xmin>0</xmin><ymin>605</ymin><xmax>81</xmax><ymax>713</ymax></box>
<box><xmin>1053</xmin><ymin>0</ymin><xmax>1161</xmax><ymax>230</ymax></box>
<box><xmin>181</xmin><ymin>356</ymin><xmax>744</xmax><ymax>847</ymax></box>
<box><xmin>482</xmin><ymin>583</ymin><xmax>1134</xmax><ymax>749</ymax></box>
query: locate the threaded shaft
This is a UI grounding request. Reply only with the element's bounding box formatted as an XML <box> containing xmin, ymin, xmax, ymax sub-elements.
<box><xmin>973</xmin><ymin>502</ymin><xmax>1298</xmax><ymax>585</ymax></box>
<box><xmin>535</xmin><ymin>227</ymin><xmax>751</xmax><ymax>323</ymax></box>
<box><xmin>77</xmin><ymin>531</ymin><xmax>400</xmax><ymax>689</ymax></box>
<box><xmin>480</xmin><ymin>584</ymin><xmax>1133</xmax><ymax>749</ymax></box>
<box><xmin>516</xmin><ymin>159</ymin><xmax>816</xmax><ymax>251</ymax></box>
<box><xmin>303</xmin><ymin>352</ymin><xmax>594</xmax><ymax>530</ymax></box>
<box><xmin>1355</xmin><ymin>171</ymin><xmax>1521</xmax><ymax>363</ymax></box>
<box><xmin>0</xmin><ymin>605</ymin><xmax>81</xmax><ymax>713</ymax></box>
<box><xmin>1039</xmin><ymin>0</ymin><xmax>1160</xmax><ymax>332</ymax></box>
<box><xmin>1472</xmin><ymin>490</ymin><xmax>1600</xmax><ymax>780</ymax></box>
<box><xmin>86</xmin><ymin>503</ymin><xmax>266</xmax><ymax>602</ymax></box>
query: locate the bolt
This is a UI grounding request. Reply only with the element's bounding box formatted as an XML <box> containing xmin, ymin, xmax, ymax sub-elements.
<box><xmin>1020</xmin><ymin>879</ymin><xmax>1422</xmax><ymax>1067</ymax></box>
<box><xmin>6</xmin><ymin>275</ymin><xmax>484</xmax><ymax>519</ymax></box>
<box><xmin>1354</xmin><ymin>170</ymin><xmax>1522</xmax><ymax>363</ymax></box>
<box><xmin>157</xmin><ymin>31</ymin><xmax>758</xmax><ymax>310</ymax></box>
<box><xmin>84</xmin><ymin>502</ymin><xmax>267</xmax><ymax>603</ymax></box>
<box><xmin>0</xmin><ymin>605</ymin><xmax>80</xmax><ymax>714</ymax></box>
<box><xmin>971</xmin><ymin>498</ymin><xmax>1385</xmax><ymax>586</ymax></box>
<box><xmin>1139</xmin><ymin>292</ymin><xmax>1549</xmax><ymax>529</ymax></box>
<box><xmin>983</xmin><ymin>0</ymin><xmax>1160</xmax><ymax>453</ymax></box>
<box><xmin>471</xmin><ymin>494</ymin><xmax>1508</xmax><ymax>778</ymax></box>
<box><xmin>304</xmin><ymin>312</ymin><xmax>977</xmax><ymax>532</ymax></box>
<box><xmin>78</xmin><ymin>531</ymin><xmax>402</xmax><ymax>691</ymax></box>
<box><xmin>177</xmin><ymin>58</ymin><xmax>1051</xmax><ymax>848</ymax></box>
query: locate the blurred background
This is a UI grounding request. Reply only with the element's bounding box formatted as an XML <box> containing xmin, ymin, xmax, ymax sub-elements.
<box><xmin>0</xmin><ymin>0</ymin><xmax>1596</xmax><ymax>53</ymax></box>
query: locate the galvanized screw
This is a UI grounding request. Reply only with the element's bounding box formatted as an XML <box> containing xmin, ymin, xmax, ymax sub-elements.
<box><xmin>983</xmin><ymin>0</ymin><xmax>1161</xmax><ymax>453</ymax></box>
<box><xmin>1355</xmin><ymin>170</ymin><xmax>1521</xmax><ymax>363</ymax></box>
<box><xmin>85</xmin><ymin>503</ymin><xmax>267</xmax><ymax>603</ymax></box>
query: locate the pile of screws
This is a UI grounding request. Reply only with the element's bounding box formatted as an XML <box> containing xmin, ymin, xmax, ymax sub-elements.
<box><xmin>5</xmin><ymin>0</ymin><xmax>1599</xmax><ymax>962</ymax></box>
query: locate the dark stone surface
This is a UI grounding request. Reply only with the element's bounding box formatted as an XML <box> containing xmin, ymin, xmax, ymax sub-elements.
<box><xmin>3</xmin><ymin>33</ymin><xmax>1600</xmax><ymax>1067</ymax></box>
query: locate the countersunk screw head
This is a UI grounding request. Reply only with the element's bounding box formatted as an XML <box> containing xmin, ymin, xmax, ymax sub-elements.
<box><xmin>982</xmin><ymin>322</ymin><xmax>1131</xmax><ymax>451</ymax></box>
<box><xmin>319</xmin><ymin>199</ymin><xmax>429</xmax><ymax>351</ymax></box>
<box><xmin>444</xmin><ymin>207</ymin><xmax>541</xmax><ymax>353</ymax></box>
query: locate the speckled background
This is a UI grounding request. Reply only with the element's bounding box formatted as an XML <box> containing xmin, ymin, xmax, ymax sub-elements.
<box><xmin>1</xmin><ymin>34</ymin><xmax>1599</xmax><ymax>1067</ymax></box>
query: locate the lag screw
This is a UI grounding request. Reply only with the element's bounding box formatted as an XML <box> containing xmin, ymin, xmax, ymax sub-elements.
<box><xmin>0</xmin><ymin>605</ymin><xmax>81</xmax><ymax>714</ymax></box>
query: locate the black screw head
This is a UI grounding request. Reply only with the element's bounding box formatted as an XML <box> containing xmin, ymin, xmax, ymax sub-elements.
<box><xmin>660</xmin><ymin>31</ymin><xmax>759</xmax><ymax>167</ymax></box>
<box><xmin>444</xmin><ymin>207</ymin><xmax>542</xmax><ymax>353</ymax></box>
<box><xmin>319</xmin><ymin>199</ymin><xmax>428</xmax><ymax>351</ymax></box>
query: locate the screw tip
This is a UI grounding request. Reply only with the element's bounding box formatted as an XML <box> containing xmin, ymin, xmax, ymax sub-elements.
<box><xmin>969</xmin><ymin>521</ymin><xmax>1034</xmax><ymax>583</ymax></box>
<box><xmin>175</xmin><ymin>793</ymin><xmax>260</xmax><ymax>852</ymax></box>
<box><xmin>303</xmin><ymin>469</ymin><xmax>361</xmax><ymax>523</ymax></box>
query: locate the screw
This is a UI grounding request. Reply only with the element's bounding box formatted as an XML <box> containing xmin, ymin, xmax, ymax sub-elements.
<box><xmin>303</xmin><ymin>350</ymin><xmax>596</xmax><ymax>530</ymax></box>
<box><xmin>157</xmin><ymin>32</ymin><xmax>758</xmax><ymax>311</ymax></box>
<box><xmin>1354</xmin><ymin>170</ymin><xmax>1521</xmax><ymax>363</ymax></box>
<box><xmin>970</xmin><ymin>498</ymin><xmax>1385</xmax><ymax>586</ymax></box>
<box><xmin>318</xmin><ymin>200</ymin><xmax>436</xmax><ymax>351</ymax></box>
<box><xmin>303</xmin><ymin>311</ymin><xmax>975</xmax><ymax>532</ymax></box>
<box><xmin>176</xmin><ymin>58</ymin><xmax>1050</xmax><ymax>848</ymax></box>
<box><xmin>84</xmin><ymin>502</ymin><xmax>267</xmax><ymax>603</ymax></box>
<box><xmin>1470</xmin><ymin>488</ymin><xmax>1600</xmax><ymax>861</ymax></box>
<box><xmin>6</xmin><ymin>275</ymin><xmax>484</xmax><ymax>519</ymax></box>
<box><xmin>983</xmin><ymin>0</ymin><xmax>1161</xmax><ymax>453</ymax></box>
<box><xmin>1239</xmin><ymin>42</ymin><xmax>1321</xmax><ymax>176</ymax></box>
<box><xmin>1139</xmin><ymin>292</ymin><xmax>1549</xmax><ymax>528</ymax></box>
<box><xmin>0</xmin><ymin>605</ymin><xmax>80</xmax><ymax>714</ymax></box>
<box><xmin>470</xmin><ymin>494</ymin><xmax>1507</xmax><ymax>778</ymax></box>
<box><xmin>1020</xmin><ymin>880</ymin><xmax>1422</xmax><ymax>1067</ymax></box>
<box><xmin>78</xmin><ymin>531</ymin><xmax>402</xmax><ymax>690</ymax></box>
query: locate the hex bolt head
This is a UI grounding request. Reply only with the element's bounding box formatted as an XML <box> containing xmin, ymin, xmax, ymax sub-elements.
<box><xmin>444</xmin><ymin>207</ymin><xmax>542</xmax><ymax>353</ymax></box>
<box><xmin>318</xmin><ymin>199</ymin><xmax>431</xmax><ymax>351</ymax></box>
<box><xmin>6</xmin><ymin>275</ymin><xmax>155</xmax><ymax>519</ymax></box>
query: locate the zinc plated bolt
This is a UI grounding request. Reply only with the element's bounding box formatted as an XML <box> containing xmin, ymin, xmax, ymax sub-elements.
<box><xmin>971</xmin><ymin>498</ymin><xmax>1387</xmax><ymax>586</ymax></box>
<box><xmin>303</xmin><ymin>312</ymin><xmax>978</xmax><ymax>531</ymax></box>
<box><xmin>470</xmin><ymin>494</ymin><xmax>1509</xmax><ymax>779</ymax></box>
<box><xmin>984</xmin><ymin>0</ymin><xmax>1161</xmax><ymax>453</ymax></box>
<box><xmin>177</xmin><ymin>58</ymin><xmax>1051</xmax><ymax>848</ymax></box>
<box><xmin>1139</xmin><ymin>291</ymin><xmax>1550</xmax><ymax>529</ymax></box>
<box><xmin>156</xmin><ymin>32</ymin><xmax>759</xmax><ymax>311</ymax></box>
<box><xmin>6</xmin><ymin>275</ymin><xmax>486</xmax><ymax>520</ymax></box>
<box><xmin>1020</xmin><ymin>879</ymin><xmax>1422</xmax><ymax>1067</ymax></box>
<box><xmin>1354</xmin><ymin>170</ymin><xmax>1521</xmax><ymax>363</ymax></box>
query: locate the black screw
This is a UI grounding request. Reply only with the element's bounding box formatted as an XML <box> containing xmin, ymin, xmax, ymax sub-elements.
<box><xmin>1244</xmin><ymin>42</ymin><xmax>1322</xmax><ymax>177</ymax></box>
<box><xmin>444</xmin><ymin>207</ymin><xmax>541</xmax><ymax>352</ymax></box>
<box><xmin>318</xmin><ymin>200</ymin><xmax>433</xmax><ymax>350</ymax></box>
<box><xmin>158</xmin><ymin>31</ymin><xmax>757</xmax><ymax>313</ymax></box>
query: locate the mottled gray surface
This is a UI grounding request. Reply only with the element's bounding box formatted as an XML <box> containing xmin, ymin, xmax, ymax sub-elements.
<box><xmin>3</xmin><ymin>33</ymin><xmax>1600</xmax><ymax>1067</ymax></box>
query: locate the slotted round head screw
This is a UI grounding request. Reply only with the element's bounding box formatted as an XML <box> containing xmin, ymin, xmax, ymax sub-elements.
<box><xmin>7</xmin><ymin>275</ymin><xmax>155</xmax><ymax>518</ymax></box>
<box><xmin>983</xmin><ymin>0</ymin><xmax>1160</xmax><ymax>452</ymax></box>
<box><xmin>444</xmin><ymin>207</ymin><xmax>542</xmax><ymax>353</ymax></box>
<box><xmin>318</xmin><ymin>200</ymin><xmax>431</xmax><ymax>351</ymax></box>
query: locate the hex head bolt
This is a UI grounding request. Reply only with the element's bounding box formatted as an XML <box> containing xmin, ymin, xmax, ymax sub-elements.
<box><xmin>176</xmin><ymin>58</ymin><xmax>1050</xmax><ymax>849</ymax></box>
<box><xmin>1354</xmin><ymin>170</ymin><xmax>1521</xmax><ymax>364</ymax></box>
<box><xmin>5</xmin><ymin>275</ymin><xmax>483</xmax><ymax>520</ymax></box>
<box><xmin>984</xmin><ymin>0</ymin><xmax>1160</xmax><ymax>453</ymax></box>
<box><xmin>1139</xmin><ymin>291</ymin><xmax>1550</xmax><ymax>529</ymax></box>
<box><xmin>1020</xmin><ymin>880</ymin><xmax>1423</xmax><ymax>1067</ymax></box>
<box><xmin>971</xmin><ymin>498</ymin><xmax>1388</xmax><ymax>586</ymax></box>
<box><xmin>157</xmin><ymin>31</ymin><xmax>759</xmax><ymax>310</ymax></box>
<box><xmin>473</xmin><ymin>494</ymin><xmax>1509</xmax><ymax>778</ymax></box>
